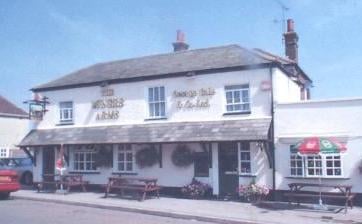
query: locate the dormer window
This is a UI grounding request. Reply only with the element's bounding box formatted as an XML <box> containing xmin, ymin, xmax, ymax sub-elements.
<box><xmin>59</xmin><ymin>101</ymin><xmax>73</xmax><ymax>123</ymax></box>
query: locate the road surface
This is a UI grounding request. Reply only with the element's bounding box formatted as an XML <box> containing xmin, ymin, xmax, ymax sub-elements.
<box><xmin>0</xmin><ymin>198</ymin><xmax>216</xmax><ymax>224</ymax></box>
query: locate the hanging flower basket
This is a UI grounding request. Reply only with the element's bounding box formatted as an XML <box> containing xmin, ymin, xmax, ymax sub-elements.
<box><xmin>171</xmin><ymin>145</ymin><xmax>194</xmax><ymax>167</ymax></box>
<box><xmin>135</xmin><ymin>146</ymin><xmax>159</xmax><ymax>168</ymax></box>
<box><xmin>95</xmin><ymin>145</ymin><xmax>113</xmax><ymax>168</ymax></box>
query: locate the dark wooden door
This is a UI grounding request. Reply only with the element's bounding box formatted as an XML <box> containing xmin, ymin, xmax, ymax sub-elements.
<box><xmin>42</xmin><ymin>147</ymin><xmax>55</xmax><ymax>183</ymax></box>
<box><xmin>218</xmin><ymin>142</ymin><xmax>239</xmax><ymax>197</ymax></box>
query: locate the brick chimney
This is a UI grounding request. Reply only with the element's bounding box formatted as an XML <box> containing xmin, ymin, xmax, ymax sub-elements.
<box><xmin>172</xmin><ymin>30</ymin><xmax>189</xmax><ymax>52</ymax></box>
<box><xmin>283</xmin><ymin>19</ymin><xmax>299</xmax><ymax>62</ymax></box>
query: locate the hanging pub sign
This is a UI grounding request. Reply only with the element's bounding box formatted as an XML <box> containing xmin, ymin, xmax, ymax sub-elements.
<box><xmin>23</xmin><ymin>93</ymin><xmax>50</xmax><ymax>120</ymax></box>
<box><xmin>93</xmin><ymin>86</ymin><xmax>125</xmax><ymax>121</ymax></box>
<box><xmin>173</xmin><ymin>87</ymin><xmax>215</xmax><ymax>110</ymax></box>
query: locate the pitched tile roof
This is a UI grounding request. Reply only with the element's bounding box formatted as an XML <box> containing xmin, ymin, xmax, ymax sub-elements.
<box><xmin>0</xmin><ymin>95</ymin><xmax>27</xmax><ymax>117</ymax></box>
<box><xmin>32</xmin><ymin>45</ymin><xmax>273</xmax><ymax>91</ymax></box>
<box><xmin>19</xmin><ymin>118</ymin><xmax>271</xmax><ymax>146</ymax></box>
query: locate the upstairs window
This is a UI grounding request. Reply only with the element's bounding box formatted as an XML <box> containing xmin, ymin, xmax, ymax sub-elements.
<box><xmin>59</xmin><ymin>101</ymin><xmax>73</xmax><ymax>123</ymax></box>
<box><xmin>148</xmin><ymin>86</ymin><xmax>166</xmax><ymax>118</ymax></box>
<box><xmin>225</xmin><ymin>84</ymin><xmax>250</xmax><ymax>113</ymax></box>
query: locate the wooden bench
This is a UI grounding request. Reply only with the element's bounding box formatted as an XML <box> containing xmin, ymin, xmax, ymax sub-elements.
<box><xmin>104</xmin><ymin>176</ymin><xmax>161</xmax><ymax>201</ymax></box>
<box><xmin>62</xmin><ymin>174</ymin><xmax>88</xmax><ymax>192</ymax></box>
<box><xmin>34</xmin><ymin>174</ymin><xmax>88</xmax><ymax>193</ymax></box>
<box><xmin>285</xmin><ymin>183</ymin><xmax>355</xmax><ymax>213</ymax></box>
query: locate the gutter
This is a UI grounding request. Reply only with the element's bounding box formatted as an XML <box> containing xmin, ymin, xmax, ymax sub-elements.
<box><xmin>269</xmin><ymin>64</ymin><xmax>276</xmax><ymax>197</ymax></box>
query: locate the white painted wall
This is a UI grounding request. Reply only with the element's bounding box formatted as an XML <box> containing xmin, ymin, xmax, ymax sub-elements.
<box><xmin>0</xmin><ymin>116</ymin><xmax>29</xmax><ymax>157</ymax></box>
<box><xmin>272</xmin><ymin>68</ymin><xmax>302</xmax><ymax>103</ymax></box>
<box><xmin>36</xmin><ymin>69</ymin><xmax>273</xmax><ymax>129</ymax></box>
<box><xmin>274</xmin><ymin>98</ymin><xmax>362</xmax><ymax>193</ymax></box>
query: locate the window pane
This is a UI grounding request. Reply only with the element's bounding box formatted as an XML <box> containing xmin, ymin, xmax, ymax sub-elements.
<box><xmin>226</xmin><ymin>92</ymin><xmax>232</xmax><ymax>103</ymax></box>
<box><xmin>126</xmin><ymin>153</ymin><xmax>132</xmax><ymax>161</ymax></box>
<box><xmin>154</xmin><ymin>87</ymin><xmax>159</xmax><ymax>101</ymax></box>
<box><xmin>126</xmin><ymin>163</ymin><xmax>133</xmax><ymax>171</ymax></box>
<box><xmin>160</xmin><ymin>87</ymin><xmax>165</xmax><ymax>101</ymax></box>
<box><xmin>155</xmin><ymin>103</ymin><xmax>160</xmax><ymax>116</ymax></box>
<box><xmin>118</xmin><ymin>153</ymin><xmax>125</xmax><ymax>161</ymax></box>
<box><xmin>148</xmin><ymin>88</ymin><xmax>154</xmax><ymax>102</ymax></box>
<box><xmin>160</xmin><ymin>102</ymin><xmax>165</xmax><ymax>116</ymax></box>
<box><xmin>234</xmin><ymin>91</ymin><xmax>241</xmax><ymax>103</ymax></box>
<box><xmin>242</xmin><ymin>90</ymin><xmax>249</xmax><ymax>102</ymax></box>
<box><xmin>243</xmin><ymin>104</ymin><xmax>250</xmax><ymax>111</ymax></box>
<box><xmin>149</xmin><ymin>103</ymin><xmax>155</xmax><ymax>117</ymax></box>
<box><xmin>234</xmin><ymin>104</ymin><xmax>242</xmax><ymax>111</ymax></box>
<box><xmin>226</xmin><ymin>105</ymin><xmax>233</xmax><ymax>112</ymax></box>
<box><xmin>118</xmin><ymin>162</ymin><xmax>124</xmax><ymax>171</ymax></box>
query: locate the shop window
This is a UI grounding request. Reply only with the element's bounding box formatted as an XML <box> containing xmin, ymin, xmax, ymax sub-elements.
<box><xmin>239</xmin><ymin>142</ymin><xmax>251</xmax><ymax>174</ymax></box>
<box><xmin>59</xmin><ymin>101</ymin><xmax>73</xmax><ymax>123</ymax></box>
<box><xmin>73</xmin><ymin>145</ymin><xmax>96</xmax><ymax>171</ymax></box>
<box><xmin>289</xmin><ymin>146</ymin><xmax>343</xmax><ymax>178</ymax></box>
<box><xmin>194</xmin><ymin>152</ymin><xmax>209</xmax><ymax>177</ymax></box>
<box><xmin>148</xmin><ymin>86</ymin><xmax>166</xmax><ymax>118</ymax></box>
<box><xmin>325</xmin><ymin>155</ymin><xmax>342</xmax><ymax>176</ymax></box>
<box><xmin>290</xmin><ymin>150</ymin><xmax>304</xmax><ymax>176</ymax></box>
<box><xmin>306</xmin><ymin>155</ymin><xmax>323</xmax><ymax>177</ymax></box>
<box><xmin>225</xmin><ymin>84</ymin><xmax>250</xmax><ymax>113</ymax></box>
<box><xmin>117</xmin><ymin>144</ymin><xmax>134</xmax><ymax>172</ymax></box>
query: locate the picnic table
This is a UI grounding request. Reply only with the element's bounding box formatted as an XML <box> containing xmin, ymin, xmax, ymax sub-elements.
<box><xmin>104</xmin><ymin>176</ymin><xmax>161</xmax><ymax>201</ymax></box>
<box><xmin>34</xmin><ymin>174</ymin><xmax>88</xmax><ymax>193</ymax></box>
<box><xmin>284</xmin><ymin>182</ymin><xmax>355</xmax><ymax>213</ymax></box>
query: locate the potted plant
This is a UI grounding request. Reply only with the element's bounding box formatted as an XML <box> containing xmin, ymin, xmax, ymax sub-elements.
<box><xmin>237</xmin><ymin>183</ymin><xmax>270</xmax><ymax>204</ymax></box>
<box><xmin>181</xmin><ymin>178</ymin><xmax>212</xmax><ymax>199</ymax></box>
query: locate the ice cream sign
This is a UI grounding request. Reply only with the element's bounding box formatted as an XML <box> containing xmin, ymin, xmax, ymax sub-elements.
<box><xmin>173</xmin><ymin>87</ymin><xmax>215</xmax><ymax>109</ymax></box>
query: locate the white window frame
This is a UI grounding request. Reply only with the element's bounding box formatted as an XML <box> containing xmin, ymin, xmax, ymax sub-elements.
<box><xmin>238</xmin><ymin>142</ymin><xmax>252</xmax><ymax>175</ymax></box>
<box><xmin>289</xmin><ymin>146</ymin><xmax>344</xmax><ymax>178</ymax></box>
<box><xmin>72</xmin><ymin>145</ymin><xmax>96</xmax><ymax>172</ymax></box>
<box><xmin>224</xmin><ymin>84</ymin><xmax>250</xmax><ymax>113</ymax></box>
<box><xmin>290</xmin><ymin>151</ymin><xmax>304</xmax><ymax>177</ymax></box>
<box><xmin>147</xmin><ymin>86</ymin><xmax>166</xmax><ymax>119</ymax></box>
<box><xmin>305</xmin><ymin>155</ymin><xmax>323</xmax><ymax>177</ymax></box>
<box><xmin>0</xmin><ymin>148</ymin><xmax>8</xmax><ymax>158</ymax></box>
<box><xmin>115</xmin><ymin>144</ymin><xmax>135</xmax><ymax>173</ymax></box>
<box><xmin>325</xmin><ymin>154</ymin><xmax>343</xmax><ymax>177</ymax></box>
<box><xmin>59</xmin><ymin>101</ymin><xmax>74</xmax><ymax>123</ymax></box>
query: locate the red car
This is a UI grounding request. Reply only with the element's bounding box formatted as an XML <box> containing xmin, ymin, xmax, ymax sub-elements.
<box><xmin>0</xmin><ymin>170</ymin><xmax>20</xmax><ymax>199</ymax></box>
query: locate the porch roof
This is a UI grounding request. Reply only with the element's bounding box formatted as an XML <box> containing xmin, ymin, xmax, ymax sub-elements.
<box><xmin>19</xmin><ymin>118</ymin><xmax>271</xmax><ymax>147</ymax></box>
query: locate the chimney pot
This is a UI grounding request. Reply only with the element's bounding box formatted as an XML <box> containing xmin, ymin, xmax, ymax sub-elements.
<box><xmin>287</xmin><ymin>19</ymin><xmax>294</xmax><ymax>32</ymax></box>
<box><xmin>173</xmin><ymin>30</ymin><xmax>189</xmax><ymax>52</ymax></box>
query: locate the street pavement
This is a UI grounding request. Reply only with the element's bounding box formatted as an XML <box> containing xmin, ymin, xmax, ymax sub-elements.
<box><xmin>0</xmin><ymin>199</ymin><xmax>216</xmax><ymax>224</ymax></box>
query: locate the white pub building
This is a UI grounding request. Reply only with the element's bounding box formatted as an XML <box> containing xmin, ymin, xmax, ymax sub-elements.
<box><xmin>20</xmin><ymin>20</ymin><xmax>313</xmax><ymax>197</ymax></box>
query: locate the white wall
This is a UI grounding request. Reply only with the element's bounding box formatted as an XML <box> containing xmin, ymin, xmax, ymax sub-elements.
<box><xmin>0</xmin><ymin>116</ymin><xmax>29</xmax><ymax>157</ymax></box>
<box><xmin>273</xmin><ymin>68</ymin><xmax>302</xmax><ymax>103</ymax></box>
<box><xmin>274</xmin><ymin>98</ymin><xmax>362</xmax><ymax>193</ymax></box>
<box><xmin>36</xmin><ymin>69</ymin><xmax>272</xmax><ymax>129</ymax></box>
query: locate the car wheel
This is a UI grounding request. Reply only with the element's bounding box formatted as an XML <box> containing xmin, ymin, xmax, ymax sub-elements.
<box><xmin>0</xmin><ymin>192</ymin><xmax>10</xmax><ymax>200</ymax></box>
<box><xmin>22</xmin><ymin>172</ymin><xmax>33</xmax><ymax>185</ymax></box>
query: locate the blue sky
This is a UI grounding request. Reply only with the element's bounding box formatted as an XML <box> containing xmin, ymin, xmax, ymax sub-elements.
<box><xmin>1</xmin><ymin>0</ymin><xmax>361</xmax><ymax>109</ymax></box>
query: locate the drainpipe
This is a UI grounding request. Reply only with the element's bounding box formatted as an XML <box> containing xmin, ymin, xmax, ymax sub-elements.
<box><xmin>269</xmin><ymin>64</ymin><xmax>276</xmax><ymax>200</ymax></box>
